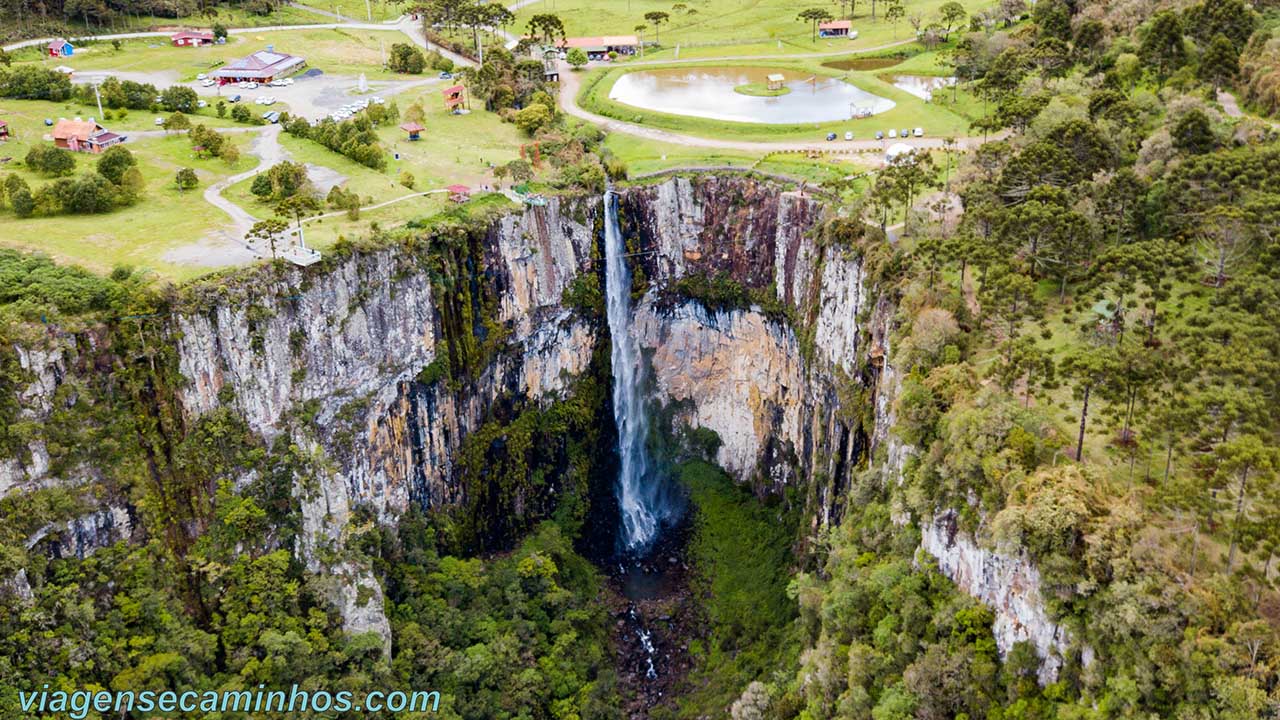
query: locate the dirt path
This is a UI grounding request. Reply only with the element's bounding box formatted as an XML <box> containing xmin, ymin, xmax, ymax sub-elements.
<box><xmin>1217</xmin><ymin>89</ymin><xmax>1244</xmax><ymax>119</ymax></box>
<box><xmin>203</xmin><ymin>124</ymin><xmax>287</xmax><ymax>246</ymax></box>
<box><xmin>557</xmin><ymin>62</ymin><xmax>997</xmax><ymax>153</ymax></box>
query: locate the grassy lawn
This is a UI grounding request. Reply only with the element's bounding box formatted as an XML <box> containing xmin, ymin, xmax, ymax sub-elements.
<box><xmin>0</xmin><ymin>98</ymin><xmax>245</xmax><ymax>135</ymax></box>
<box><xmin>578</xmin><ymin>55</ymin><xmax>972</xmax><ymax>142</ymax></box>
<box><xmin>225</xmin><ymin>86</ymin><xmax>531</xmax><ymax>249</ymax></box>
<box><xmin>295</xmin><ymin>0</ymin><xmax>404</xmax><ymax>22</ymax></box>
<box><xmin>606</xmin><ymin>132</ymin><xmax>872</xmax><ymax>182</ymax></box>
<box><xmin>0</xmin><ymin>129</ymin><xmax>256</xmax><ymax>282</ymax></box>
<box><xmin>515</xmin><ymin>0</ymin><xmax>992</xmax><ymax>59</ymax></box>
<box><xmin>12</xmin><ymin>27</ymin><xmax>408</xmax><ymax>82</ymax></box>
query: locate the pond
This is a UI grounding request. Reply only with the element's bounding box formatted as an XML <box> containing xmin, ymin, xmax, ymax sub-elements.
<box><xmin>889</xmin><ymin>75</ymin><xmax>957</xmax><ymax>101</ymax></box>
<box><xmin>608</xmin><ymin>67</ymin><xmax>895</xmax><ymax>124</ymax></box>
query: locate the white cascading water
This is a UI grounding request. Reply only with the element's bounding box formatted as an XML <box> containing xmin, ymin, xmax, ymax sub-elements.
<box><xmin>604</xmin><ymin>191</ymin><xmax>661</xmax><ymax>551</ymax></box>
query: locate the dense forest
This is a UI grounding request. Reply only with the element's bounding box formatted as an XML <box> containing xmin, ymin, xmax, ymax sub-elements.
<box><xmin>745</xmin><ymin>0</ymin><xmax>1280</xmax><ymax>717</ymax></box>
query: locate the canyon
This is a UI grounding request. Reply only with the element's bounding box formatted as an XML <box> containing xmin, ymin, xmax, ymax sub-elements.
<box><xmin>0</xmin><ymin>175</ymin><xmax>1074</xmax><ymax>682</ymax></box>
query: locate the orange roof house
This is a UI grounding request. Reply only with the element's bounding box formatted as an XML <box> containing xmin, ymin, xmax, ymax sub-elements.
<box><xmin>447</xmin><ymin>184</ymin><xmax>471</xmax><ymax>202</ymax></box>
<box><xmin>50</xmin><ymin>118</ymin><xmax>126</xmax><ymax>153</ymax></box>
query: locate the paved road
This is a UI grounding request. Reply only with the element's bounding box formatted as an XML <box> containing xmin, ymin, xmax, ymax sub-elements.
<box><xmin>1</xmin><ymin>16</ymin><xmax>476</xmax><ymax>68</ymax></box>
<box><xmin>556</xmin><ymin>61</ymin><xmax>993</xmax><ymax>154</ymax></box>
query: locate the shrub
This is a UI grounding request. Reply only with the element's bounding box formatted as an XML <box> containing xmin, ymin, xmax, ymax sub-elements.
<box><xmin>25</xmin><ymin>146</ymin><xmax>76</xmax><ymax>177</ymax></box>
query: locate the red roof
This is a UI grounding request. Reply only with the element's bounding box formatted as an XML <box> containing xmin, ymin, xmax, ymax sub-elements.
<box><xmin>819</xmin><ymin>19</ymin><xmax>852</xmax><ymax>29</ymax></box>
<box><xmin>48</xmin><ymin>39</ymin><xmax>70</xmax><ymax>51</ymax></box>
<box><xmin>447</xmin><ymin>184</ymin><xmax>470</xmax><ymax>193</ymax></box>
<box><xmin>399</xmin><ymin>122</ymin><xmax>425</xmax><ymax>132</ymax></box>
<box><xmin>172</xmin><ymin>30</ymin><xmax>215</xmax><ymax>40</ymax></box>
<box><xmin>442</xmin><ymin>85</ymin><xmax>464</xmax><ymax>95</ymax></box>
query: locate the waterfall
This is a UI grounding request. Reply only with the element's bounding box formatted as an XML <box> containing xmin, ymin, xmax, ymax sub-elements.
<box><xmin>604</xmin><ymin>191</ymin><xmax>663</xmax><ymax>551</ymax></box>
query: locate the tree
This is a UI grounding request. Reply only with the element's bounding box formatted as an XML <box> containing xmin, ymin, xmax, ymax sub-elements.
<box><xmin>95</xmin><ymin>145</ymin><xmax>136</xmax><ymax>185</ymax></box>
<box><xmin>526</xmin><ymin>13</ymin><xmax>565</xmax><ymax>46</ymax></box>
<box><xmin>938</xmin><ymin>1</ymin><xmax>966</xmax><ymax>39</ymax></box>
<box><xmin>1061</xmin><ymin>347</ymin><xmax>1111</xmax><ymax>461</ymax></box>
<box><xmin>1172</xmin><ymin>109</ymin><xmax>1216</xmax><ymax>155</ymax></box>
<box><xmin>388</xmin><ymin>43</ymin><xmax>426</xmax><ymax>74</ymax></box>
<box><xmin>885</xmin><ymin>0</ymin><xmax>905</xmax><ymax>38</ymax></box>
<box><xmin>1210</xmin><ymin>435</ymin><xmax>1278</xmax><ymax>570</ymax></box>
<box><xmin>643</xmin><ymin>11</ymin><xmax>670</xmax><ymax>44</ymax></box>
<box><xmin>163</xmin><ymin>111</ymin><xmax>192</xmax><ymax>133</ymax></box>
<box><xmin>212</xmin><ymin>22</ymin><xmax>228</xmax><ymax>40</ymax></box>
<box><xmin>399</xmin><ymin>170</ymin><xmax>415</xmax><ymax>189</ymax></box>
<box><xmin>566</xmin><ymin>47</ymin><xmax>588</xmax><ymax>69</ymax></box>
<box><xmin>160</xmin><ymin>85</ymin><xmax>199</xmax><ymax>113</ymax></box>
<box><xmin>1198</xmin><ymin>34</ymin><xmax>1240</xmax><ymax>88</ymax></box>
<box><xmin>1139</xmin><ymin>11</ymin><xmax>1187</xmax><ymax>78</ymax></box>
<box><xmin>247</xmin><ymin>218</ymin><xmax>289</xmax><ymax>259</ymax></box>
<box><xmin>175</xmin><ymin>167</ymin><xmax>199</xmax><ymax>192</ymax></box>
<box><xmin>25</xmin><ymin>145</ymin><xmax>75</xmax><ymax>177</ymax></box>
<box><xmin>1196</xmin><ymin>206</ymin><xmax>1251</xmax><ymax>289</ymax></box>
<box><xmin>514</xmin><ymin>104</ymin><xmax>552</xmax><ymax>135</ymax></box>
<box><xmin>275</xmin><ymin>192</ymin><xmax>322</xmax><ymax>241</ymax></box>
<box><xmin>797</xmin><ymin>8</ymin><xmax>833</xmax><ymax>43</ymax></box>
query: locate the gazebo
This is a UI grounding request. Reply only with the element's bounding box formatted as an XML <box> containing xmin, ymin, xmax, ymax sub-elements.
<box><xmin>447</xmin><ymin>184</ymin><xmax>471</xmax><ymax>203</ymax></box>
<box><xmin>399</xmin><ymin>121</ymin><xmax>424</xmax><ymax>140</ymax></box>
<box><xmin>766</xmin><ymin>73</ymin><xmax>785</xmax><ymax>91</ymax></box>
<box><xmin>442</xmin><ymin>84</ymin><xmax>468</xmax><ymax>112</ymax></box>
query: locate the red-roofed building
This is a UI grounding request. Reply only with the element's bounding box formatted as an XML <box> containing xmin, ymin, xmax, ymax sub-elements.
<box><xmin>50</xmin><ymin>118</ymin><xmax>126</xmax><ymax>153</ymax></box>
<box><xmin>47</xmin><ymin>39</ymin><xmax>74</xmax><ymax>57</ymax></box>
<box><xmin>442</xmin><ymin>84</ymin><xmax>468</xmax><ymax>111</ymax></box>
<box><xmin>558</xmin><ymin>35</ymin><xmax>638</xmax><ymax>60</ymax></box>
<box><xmin>0</xmin><ymin>119</ymin><xmax>9</xmax><ymax>141</ymax></box>
<box><xmin>399</xmin><ymin>121</ymin><xmax>425</xmax><ymax>140</ymax></box>
<box><xmin>171</xmin><ymin>30</ymin><xmax>216</xmax><ymax>47</ymax></box>
<box><xmin>819</xmin><ymin>19</ymin><xmax>853</xmax><ymax>37</ymax></box>
<box><xmin>447</xmin><ymin>184</ymin><xmax>471</xmax><ymax>202</ymax></box>
<box><xmin>212</xmin><ymin>48</ymin><xmax>307</xmax><ymax>84</ymax></box>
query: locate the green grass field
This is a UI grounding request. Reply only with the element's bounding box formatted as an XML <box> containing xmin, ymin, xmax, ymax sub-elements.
<box><xmin>224</xmin><ymin>85</ymin><xmax>531</xmax><ymax>249</ymax></box>
<box><xmin>0</xmin><ymin>122</ymin><xmax>256</xmax><ymax>281</ymax></box>
<box><xmin>516</xmin><ymin>0</ymin><xmax>991</xmax><ymax>59</ymax></box>
<box><xmin>578</xmin><ymin>54</ymin><xmax>973</xmax><ymax>142</ymax></box>
<box><xmin>12</xmin><ymin>27</ymin><xmax>410</xmax><ymax>82</ymax></box>
<box><xmin>605</xmin><ymin>132</ymin><xmax>873</xmax><ymax>182</ymax></box>
<box><xmin>295</xmin><ymin>0</ymin><xmax>404</xmax><ymax>22</ymax></box>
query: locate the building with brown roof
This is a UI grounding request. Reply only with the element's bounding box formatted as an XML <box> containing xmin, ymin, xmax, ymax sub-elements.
<box><xmin>558</xmin><ymin>35</ymin><xmax>638</xmax><ymax>60</ymax></box>
<box><xmin>212</xmin><ymin>48</ymin><xmax>307</xmax><ymax>84</ymax></box>
<box><xmin>50</xmin><ymin>118</ymin><xmax>126</xmax><ymax>153</ymax></box>
<box><xmin>171</xmin><ymin>31</ymin><xmax>217</xmax><ymax>47</ymax></box>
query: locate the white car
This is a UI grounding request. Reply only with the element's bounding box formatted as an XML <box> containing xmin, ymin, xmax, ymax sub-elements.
<box><xmin>913</xmin><ymin>127</ymin><xmax>924</xmax><ymax>137</ymax></box>
<box><xmin>196</xmin><ymin>73</ymin><xmax>207</xmax><ymax>80</ymax></box>
<box><xmin>237</xmin><ymin>81</ymin><xmax>249</xmax><ymax>88</ymax></box>
<box><xmin>154</xmin><ymin>117</ymin><xmax>164</xmax><ymax>126</ymax></box>
<box><xmin>246</xmin><ymin>82</ymin><xmax>259</xmax><ymax>89</ymax></box>
<box><xmin>888</xmin><ymin>129</ymin><xmax>897</xmax><ymax>138</ymax></box>
<box><xmin>844</xmin><ymin>131</ymin><xmax>853</xmax><ymax>141</ymax></box>
<box><xmin>197</xmin><ymin>100</ymin><xmax>207</xmax><ymax>108</ymax></box>
<box><xmin>371</xmin><ymin>95</ymin><xmax>384</xmax><ymax>104</ymax></box>
<box><xmin>200</xmin><ymin>79</ymin><xmax>215</xmax><ymax>87</ymax></box>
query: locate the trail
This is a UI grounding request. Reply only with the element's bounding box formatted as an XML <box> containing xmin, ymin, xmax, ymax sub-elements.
<box><xmin>203</xmin><ymin>124</ymin><xmax>289</xmax><ymax>246</ymax></box>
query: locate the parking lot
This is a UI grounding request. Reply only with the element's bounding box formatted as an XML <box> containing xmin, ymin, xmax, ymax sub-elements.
<box><xmin>191</xmin><ymin>70</ymin><xmax>441</xmax><ymax>121</ymax></box>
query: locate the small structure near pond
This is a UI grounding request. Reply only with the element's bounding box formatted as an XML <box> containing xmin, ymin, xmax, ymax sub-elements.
<box><xmin>447</xmin><ymin>184</ymin><xmax>471</xmax><ymax>203</ymax></box>
<box><xmin>766</xmin><ymin>73</ymin><xmax>785</xmax><ymax>91</ymax></box>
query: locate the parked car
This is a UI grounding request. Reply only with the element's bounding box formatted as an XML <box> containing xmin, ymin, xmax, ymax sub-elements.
<box><xmin>826</xmin><ymin>132</ymin><xmax>837</xmax><ymax>141</ymax></box>
<box><xmin>439</xmin><ymin>71</ymin><xmax>453</xmax><ymax>79</ymax></box>
<box><xmin>875</xmin><ymin>130</ymin><xmax>884</xmax><ymax>140</ymax></box>
<box><xmin>887</xmin><ymin>129</ymin><xmax>897</xmax><ymax>138</ymax></box>
<box><xmin>246</xmin><ymin>82</ymin><xmax>259</xmax><ymax>89</ymax></box>
<box><xmin>844</xmin><ymin>131</ymin><xmax>854</xmax><ymax>141</ymax></box>
<box><xmin>900</xmin><ymin>128</ymin><xmax>909</xmax><ymax>138</ymax></box>
<box><xmin>196</xmin><ymin>100</ymin><xmax>207</xmax><ymax>108</ymax></box>
<box><xmin>154</xmin><ymin>117</ymin><xmax>164</xmax><ymax>126</ymax></box>
<box><xmin>196</xmin><ymin>73</ymin><xmax>207</xmax><ymax>80</ymax></box>
<box><xmin>229</xmin><ymin>94</ymin><xmax>242</xmax><ymax>103</ymax></box>
<box><xmin>913</xmin><ymin>127</ymin><xmax>924</xmax><ymax>137</ymax></box>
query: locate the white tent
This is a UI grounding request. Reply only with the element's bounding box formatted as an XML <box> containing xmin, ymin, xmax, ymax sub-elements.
<box><xmin>885</xmin><ymin>142</ymin><xmax>915</xmax><ymax>164</ymax></box>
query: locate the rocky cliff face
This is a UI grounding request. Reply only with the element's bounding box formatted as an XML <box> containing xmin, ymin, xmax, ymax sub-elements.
<box><xmin>0</xmin><ymin>175</ymin><xmax>1074</xmax><ymax>679</ymax></box>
